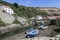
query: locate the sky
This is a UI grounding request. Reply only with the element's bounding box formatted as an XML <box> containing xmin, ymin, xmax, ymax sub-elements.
<box><xmin>4</xmin><ymin>0</ymin><xmax>60</xmax><ymax>7</ymax></box>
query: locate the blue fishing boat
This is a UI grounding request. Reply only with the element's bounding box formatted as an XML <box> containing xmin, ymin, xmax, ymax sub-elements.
<box><xmin>25</xmin><ymin>28</ymin><xmax>39</xmax><ymax>38</ymax></box>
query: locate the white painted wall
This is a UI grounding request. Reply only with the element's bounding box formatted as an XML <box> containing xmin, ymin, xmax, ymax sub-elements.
<box><xmin>2</xmin><ymin>6</ymin><xmax>14</xmax><ymax>14</ymax></box>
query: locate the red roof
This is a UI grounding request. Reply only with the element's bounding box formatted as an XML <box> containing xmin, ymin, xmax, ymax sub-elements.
<box><xmin>54</xmin><ymin>16</ymin><xmax>60</xmax><ymax>18</ymax></box>
<box><xmin>3</xmin><ymin>5</ymin><xmax>11</xmax><ymax>8</ymax></box>
<box><xmin>47</xmin><ymin>16</ymin><xmax>60</xmax><ymax>19</ymax></box>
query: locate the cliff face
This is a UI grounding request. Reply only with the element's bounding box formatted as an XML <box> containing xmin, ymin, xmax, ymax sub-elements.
<box><xmin>0</xmin><ymin>12</ymin><xmax>29</xmax><ymax>26</ymax></box>
<box><xmin>0</xmin><ymin>13</ymin><xmax>15</xmax><ymax>24</ymax></box>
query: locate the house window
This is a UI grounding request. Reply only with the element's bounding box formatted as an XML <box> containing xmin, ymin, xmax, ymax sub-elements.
<box><xmin>8</xmin><ymin>10</ymin><xmax>10</xmax><ymax>11</ymax></box>
<box><xmin>5</xmin><ymin>9</ymin><xmax>7</xmax><ymax>11</ymax></box>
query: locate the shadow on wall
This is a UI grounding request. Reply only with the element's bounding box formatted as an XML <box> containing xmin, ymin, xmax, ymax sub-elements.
<box><xmin>50</xmin><ymin>20</ymin><xmax>56</xmax><ymax>25</ymax></box>
<box><xmin>54</xmin><ymin>28</ymin><xmax>60</xmax><ymax>33</ymax></box>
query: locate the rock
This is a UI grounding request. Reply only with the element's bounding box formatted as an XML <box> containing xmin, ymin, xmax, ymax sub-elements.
<box><xmin>17</xmin><ymin>16</ymin><xmax>29</xmax><ymax>26</ymax></box>
<box><xmin>0</xmin><ymin>13</ymin><xmax>15</xmax><ymax>24</ymax></box>
<box><xmin>0</xmin><ymin>24</ymin><xmax>22</xmax><ymax>34</ymax></box>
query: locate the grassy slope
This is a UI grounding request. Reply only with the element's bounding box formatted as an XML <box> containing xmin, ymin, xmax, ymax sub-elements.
<box><xmin>0</xmin><ymin>0</ymin><xmax>49</xmax><ymax>18</ymax></box>
<box><xmin>0</xmin><ymin>0</ymin><xmax>60</xmax><ymax>25</ymax></box>
<box><xmin>0</xmin><ymin>0</ymin><xmax>50</xmax><ymax>26</ymax></box>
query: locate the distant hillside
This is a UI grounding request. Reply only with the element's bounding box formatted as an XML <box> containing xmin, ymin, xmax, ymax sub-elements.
<box><xmin>0</xmin><ymin>0</ymin><xmax>49</xmax><ymax>18</ymax></box>
<box><xmin>36</xmin><ymin>7</ymin><xmax>60</xmax><ymax>16</ymax></box>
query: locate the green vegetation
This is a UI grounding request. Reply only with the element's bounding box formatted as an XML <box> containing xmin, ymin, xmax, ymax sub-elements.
<box><xmin>14</xmin><ymin>6</ymin><xmax>49</xmax><ymax>18</ymax></box>
<box><xmin>13</xmin><ymin>19</ymin><xmax>20</xmax><ymax>24</ymax></box>
<box><xmin>0</xmin><ymin>0</ymin><xmax>49</xmax><ymax>18</ymax></box>
<box><xmin>13</xmin><ymin>3</ymin><xmax>19</xmax><ymax>8</ymax></box>
<box><xmin>0</xmin><ymin>26</ymin><xmax>31</xmax><ymax>39</ymax></box>
<box><xmin>0</xmin><ymin>19</ymin><xmax>6</xmax><ymax>26</ymax></box>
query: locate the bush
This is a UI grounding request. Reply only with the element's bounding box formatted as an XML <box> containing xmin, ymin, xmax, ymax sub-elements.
<box><xmin>0</xmin><ymin>0</ymin><xmax>50</xmax><ymax>18</ymax></box>
<box><xmin>13</xmin><ymin>3</ymin><xmax>19</xmax><ymax>8</ymax></box>
<box><xmin>0</xmin><ymin>19</ymin><xmax>6</xmax><ymax>26</ymax></box>
<box><xmin>13</xmin><ymin>19</ymin><xmax>20</xmax><ymax>24</ymax></box>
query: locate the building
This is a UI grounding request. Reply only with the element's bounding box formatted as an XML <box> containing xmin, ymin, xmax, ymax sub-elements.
<box><xmin>47</xmin><ymin>16</ymin><xmax>60</xmax><ymax>25</ymax></box>
<box><xmin>30</xmin><ymin>15</ymin><xmax>50</xmax><ymax>26</ymax></box>
<box><xmin>0</xmin><ymin>4</ymin><xmax>14</xmax><ymax>14</ymax></box>
<box><xmin>2</xmin><ymin>5</ymin><xmax>14</xmax><ymax>14</ymax></box>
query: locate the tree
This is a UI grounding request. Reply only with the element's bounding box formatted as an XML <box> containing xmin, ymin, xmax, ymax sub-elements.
<box><xmin>13</xmin><ymin>3</ymin><xmax>19</xmax><ymax>8</ymax></box>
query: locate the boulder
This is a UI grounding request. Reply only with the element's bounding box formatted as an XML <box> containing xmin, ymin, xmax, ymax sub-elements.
<box><xmin>17</xmin><ymin>16</ymin><xmax>29</xmax><ymax>26</ymax></box>
<box><xmin>0</xmin><ymin>13</ymin><xmax>15</xmax><ymax>24</ymax></box>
